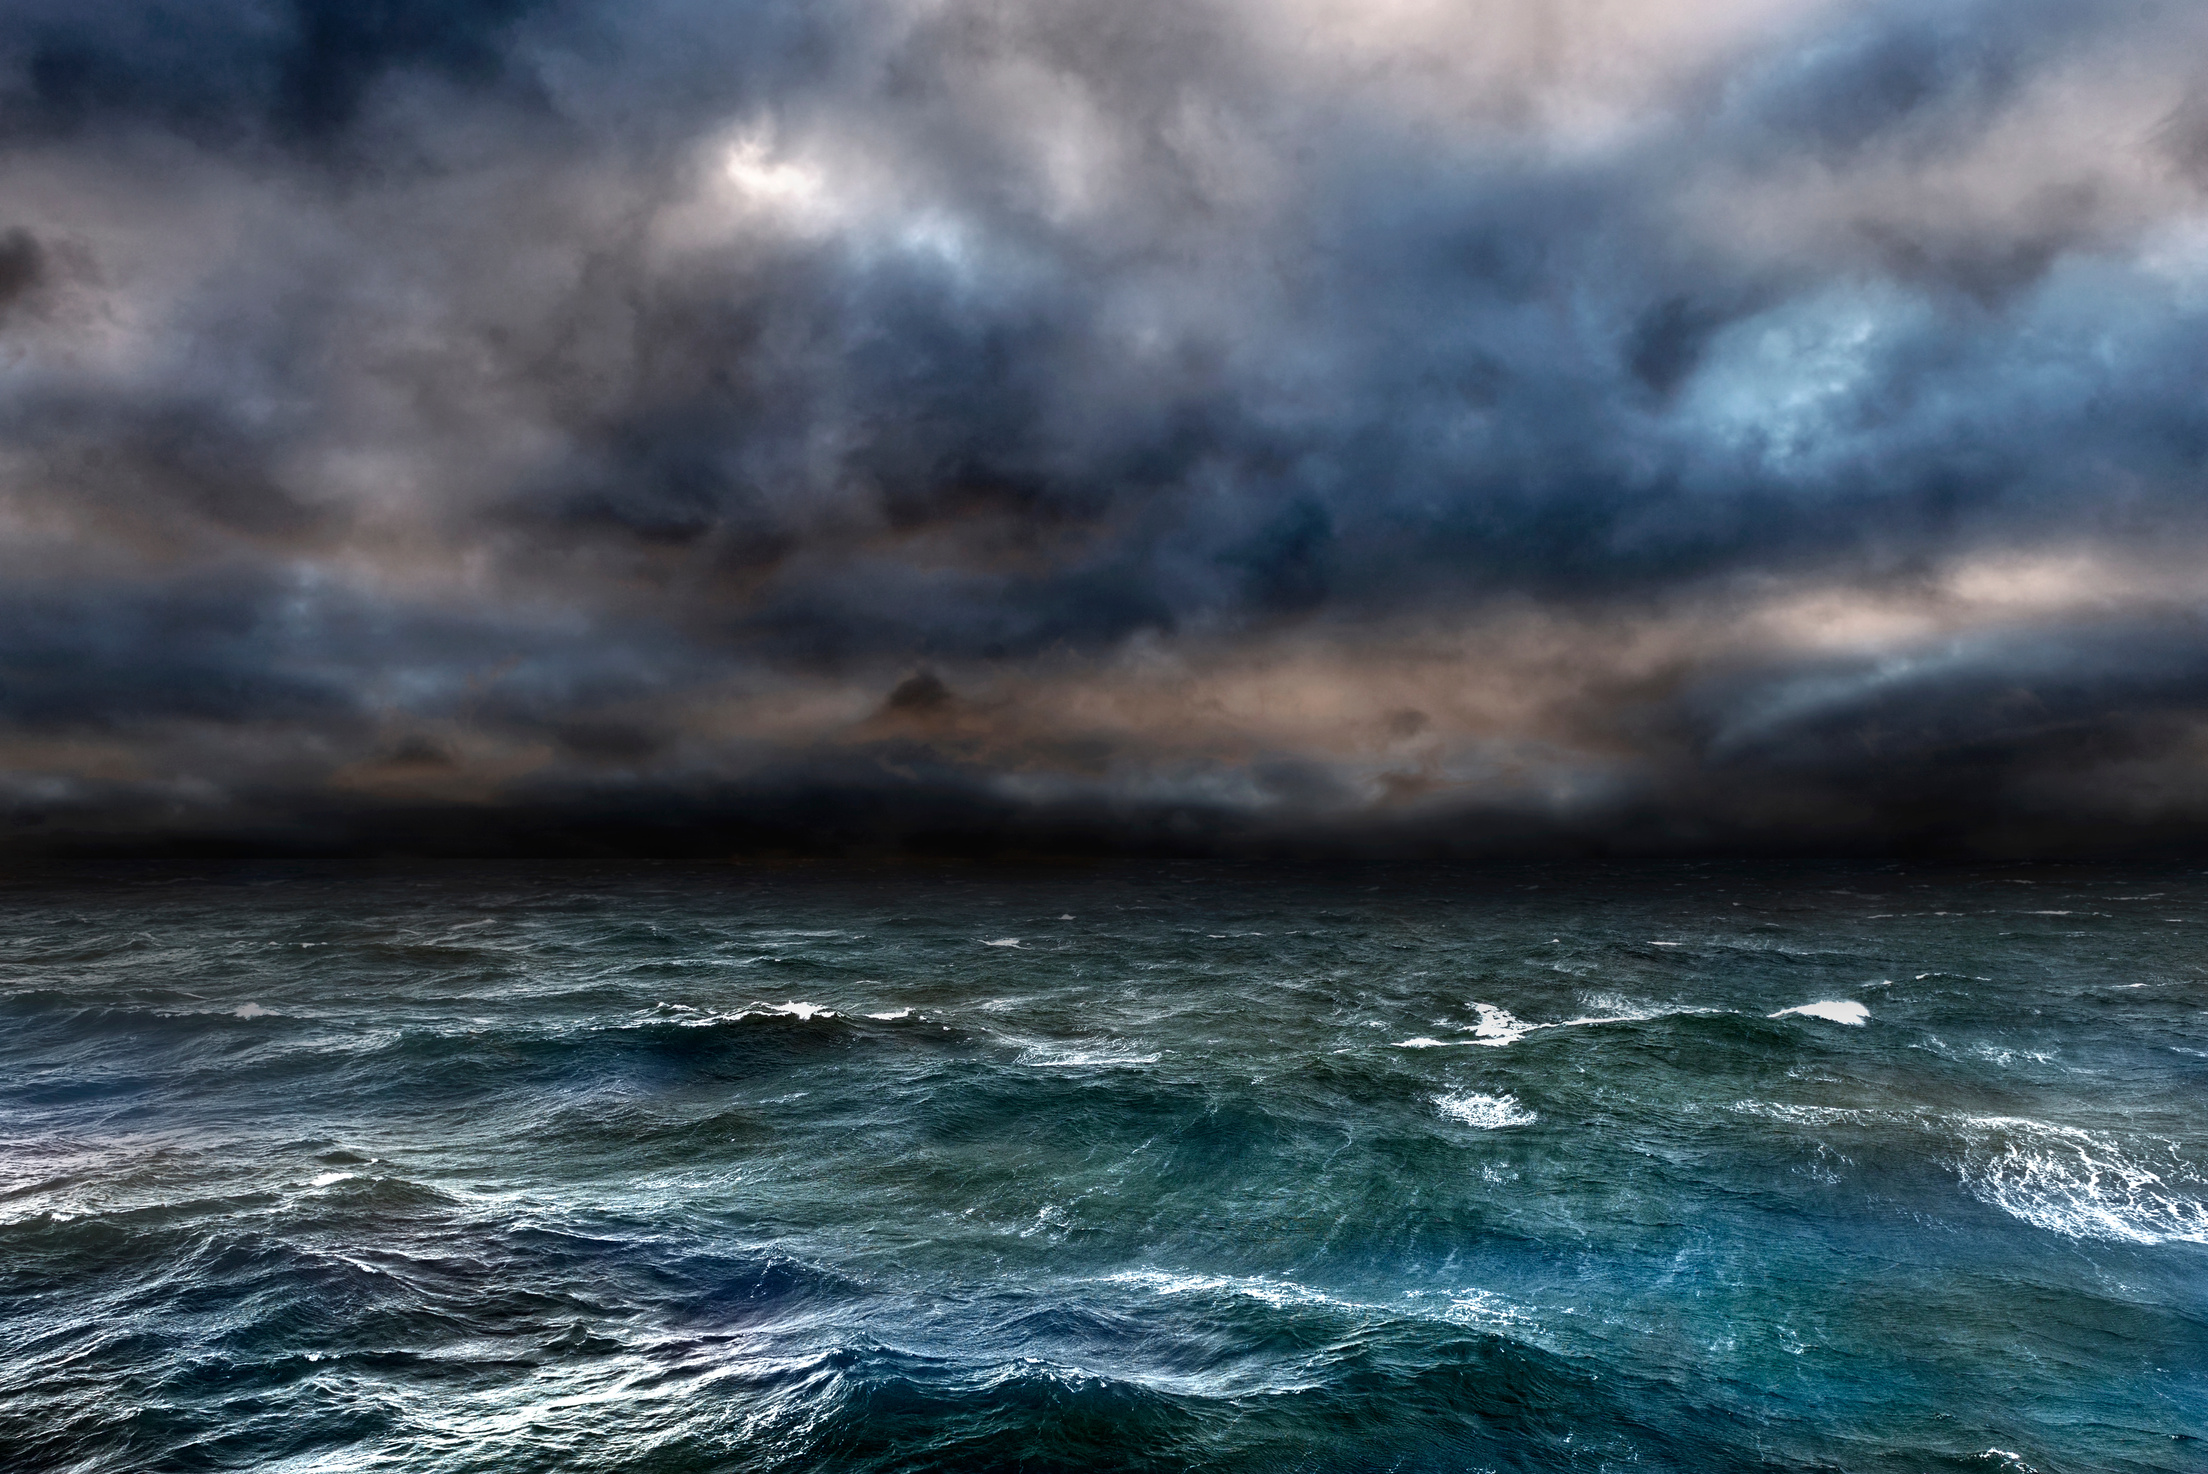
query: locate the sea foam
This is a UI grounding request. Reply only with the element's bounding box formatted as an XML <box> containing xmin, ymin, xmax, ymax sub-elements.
<box><xmin>1954</xmin><ymin>1116</ymin><xmax>2208</xmax><ymax>1245</ymax></box>
<box><xmin>638</xmin><ymin>1001</ymin><xmax>840</xmax><ymax>1028</ymax></box>
<box><xmin>1103</xmin><ymin>1269</ymin><xmax>1341</xmax><ymax>1309</ymax></box>
<box><xmin>1435</xmin><ymin>1092</ymin><xmax>1535</xmax><ymax>1129</ymax></box>
<box><xmin>1394</xmin><ymin>998</ymin><xmax>1711</xmax><ymax>1050</ymax></box>
<box><xmin>1107</xmin><ymin>1271</ymin><xmax>1533</xmax><ymax>1338</ymax></box>
<box><xmin>1769</xmin><ymin>1000</ymin><xmax>1869</xmax><ymax>1026</ymax></box>
<box><xmin>1018</xmin><ymin>1040</ymin><xmax>1160</xmax><ymax>1068</ymax></box>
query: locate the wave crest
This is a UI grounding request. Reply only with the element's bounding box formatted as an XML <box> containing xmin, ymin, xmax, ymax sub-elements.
<box><xmin>1956</xmin><ymin>1116</ymin><xmax>2207</xmax><ymax>1245</ymax></box>
<box><xmin>1435</xmin><ymin>1092</ymin><xmax>1535</xmax><ymax>1129</ymax></box>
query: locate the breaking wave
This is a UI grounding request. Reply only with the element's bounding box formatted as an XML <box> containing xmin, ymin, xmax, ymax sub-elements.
<box><xmin>1953</xmin><ymin>1116</ymin><xmax>2208</xmax><ymax>1245</ymax></box>
<box><xmin>1434</xmin><ymin>1092</ymin><xmax>1536</xmax><ymax>1129</ymax></box>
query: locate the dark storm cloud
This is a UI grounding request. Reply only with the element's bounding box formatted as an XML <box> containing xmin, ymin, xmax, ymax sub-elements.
<box><xmin>6</xmin><ymin>0</ymin><xmax>2208</xmax><ymax>853</ymax></box>
<box><xmin>2</xmin><ymin>0</ymin><xmax>551</xmax><ymax>142</ymax></box>
<box><xmin>0</xmin><ymin>576</ymin><xmax>347</xmax><ymax>728</ymax></box>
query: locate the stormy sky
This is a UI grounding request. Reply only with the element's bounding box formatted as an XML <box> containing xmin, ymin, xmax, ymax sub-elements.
<box><xmin>6</xmin><ymin>0</ymin><xmax>2208</xmax><ymax>855</ymax></box>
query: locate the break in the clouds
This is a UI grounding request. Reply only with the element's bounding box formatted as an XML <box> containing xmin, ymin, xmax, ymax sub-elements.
<box><xmin>5</xmin><ymin>0</ymin><xmax>2208</xmax><ymax>854</ymax></box>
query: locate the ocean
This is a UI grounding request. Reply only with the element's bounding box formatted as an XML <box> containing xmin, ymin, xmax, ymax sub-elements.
<box><xmin>2</xmin><ymin>861</ymin><xmax>2202</xmax><ymax>1472</ymax></box>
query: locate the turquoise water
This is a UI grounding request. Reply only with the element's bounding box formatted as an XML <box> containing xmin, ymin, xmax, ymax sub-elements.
<box><xmin>2</xmin><ymin>862</ymin><xmax>2203</xmax><ymax>1472</ymax></box>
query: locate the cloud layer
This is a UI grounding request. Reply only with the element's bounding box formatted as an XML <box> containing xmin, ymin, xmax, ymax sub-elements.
<box><xmin>6</xmin><ymin>0</ymin><xmax>2208</xmax><ymax>854</ymax></box>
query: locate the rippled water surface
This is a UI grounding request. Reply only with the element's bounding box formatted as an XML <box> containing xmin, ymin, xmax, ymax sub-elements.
<box><xmin>3</xmin><ymin>861</ymin><xmax>2204</xmax><ymax>1472</ymax></box>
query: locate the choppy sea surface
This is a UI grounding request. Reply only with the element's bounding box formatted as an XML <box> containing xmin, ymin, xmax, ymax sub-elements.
<box><xmin>3</xmin><ymin>861</ymin><xmax>2204</xmax><ymax>1473</ymax></box>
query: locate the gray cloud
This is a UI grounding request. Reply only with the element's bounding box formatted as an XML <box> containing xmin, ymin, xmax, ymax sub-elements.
<box><xmin>5</xmin><ymin>0</ymin><xmax>2208</xmax><ymax>854</ymax></box>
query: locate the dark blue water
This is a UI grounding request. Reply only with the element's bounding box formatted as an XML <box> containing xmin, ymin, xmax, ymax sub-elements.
<box><xmin>2</xmin><ymin>861</ymin><xmax>2203</xmax><ymax>1472</ymax></box>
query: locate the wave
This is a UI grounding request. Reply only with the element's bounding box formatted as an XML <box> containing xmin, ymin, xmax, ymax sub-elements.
<box><xmin>638</xmin><ymin>1000</ymin><xmax>840</xmax><ymax>1026</ymax></box>
<box><xmin>1102</xmin><ymin>1269</ymin><xmax>1532</xmax><ymax>1334</ymax></box>
<box><xmin>1434</xmin><ymin>1092</ymin><xmax>1535</xmax><ymax>1129</ymax></box>
<box><xmin>1018</xmin><ymin>1040</ymin><xmax>1161</xmax><ymax>1069</ymax></box>
<box><xmin>1394</xmin><ymin>998</ymin><xmax>1713</xmax><ymax>1050</ymax></box>
<box><xmin>1726</xmin><ymin>1100</ymin><xmax>1870</xmax><ymax>1127</ymax></box>
<box><xmin>1768</xmin><ymin>1000</ymin><xmax>1869</xmax><ymax>1026</ymax></box>
<box><xmin>1732</xmin><ymin>1098</ymin><xmax>2208</xmax><ymax>1245</ymax></box>
<box><xmin>1953</xmin><ymin>1115</ymin><xmax>2208</xmax><ymax>1245</ymax></box>
<box><xmin>1724</xmin><ymin>1098</ymin><xmax>2208</xmax><ymax>1244</ymax></box>
<box><xmin>1102</xmin><ymin>1268</ymin><xmax>1343</xmax><ymax>1310</ymax></box>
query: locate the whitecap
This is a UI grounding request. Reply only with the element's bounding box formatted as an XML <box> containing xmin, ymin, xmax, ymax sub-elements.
<box><xmin>1769</xmin><ymin>1000</ymin><xmax>1869</xmax><ymax>1026</ymax></box>
<box><xmin>1401</xmin><ymin>1286</ymin><xmax>1532</xmax><ymax>1329</ymax></box>
<box><xmin>1109</xmin><ymin>1271</ymin><xmax>1532</xmax><ymax>1333</ymax></box>
<box><xmin>1021</xmin><ymin>1203</ymin><xmax>1073</xmax><ymax>1237</ymax></box>
<box><xmin>1019</xmin><ymin>1040</ymin><xmax>1160</xmax><ymax>1068</ymax></box>
<box><xmin>1728</xmin><ymin>1100</ymin><xmax>1867</xmax><ymax>1126</ymax></box>
<box><xmin>1952</xmin><ymin>1115</ymin><xmax>2207</xmax><ymax>1245</ymax></box>
<box><xmin>1103</xmin><ymin>1269</ymin><xmax>1339</xmax><ymax>1310</ymax></box>
<box><xmin>1435</xmin><ymin>1091</ymin><xmax>1535</xmax><ymax>1129</ymax></box>
<box><xmin>234</xmin><ymin>1002</ymin><xmax>272</xmax><ymax>1019</ymax></box>
<box><xmin>866</xmin><ymin>1008</ymin><xmax>912</xmax><ymax>1020</ymax></box>
<box><xmin>1464</xmin><ymin>1002</ymin><xmax>1538</xmax><ymax>1045</ymax></box>
<box><xmin>759</xmin><ymin>1001</ymin><xmax>836</xmax><ymax>1021</ymax></box>
<box><xmin>649</xmin><ymin>1001</ymin><xmax>839</xmax><ymax>1026</ymax></box>
<box><xmin>644</xmin><ymin>1001</ymin><xmax>839</xmax><ymax>1023</ymax></box>
<box><xmin>982</xmin><ymin>938</ymin><xmax>1023</xmax><ymax>947</ymax></box>
<box><xmin>1572</xmin><ymin>992</ymin><xmax>1671</xmax><ymax>1020</ymax></box>
<box><xmin>1393</xmin><ymin>997</ymin><xmax>1713</xmax><ymax>1050</ymax></box>
<box><xmin>1973</xmin><ymin>1043</ymin><xmax>2054</xmax><ymax>1067</ymax></box>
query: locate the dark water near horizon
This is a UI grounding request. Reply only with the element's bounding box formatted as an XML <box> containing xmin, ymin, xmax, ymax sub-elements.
<box><xmin>2</xmin><ymin>860</ymin><xmax>2203</xmax><ymax>1473</ymax></box>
